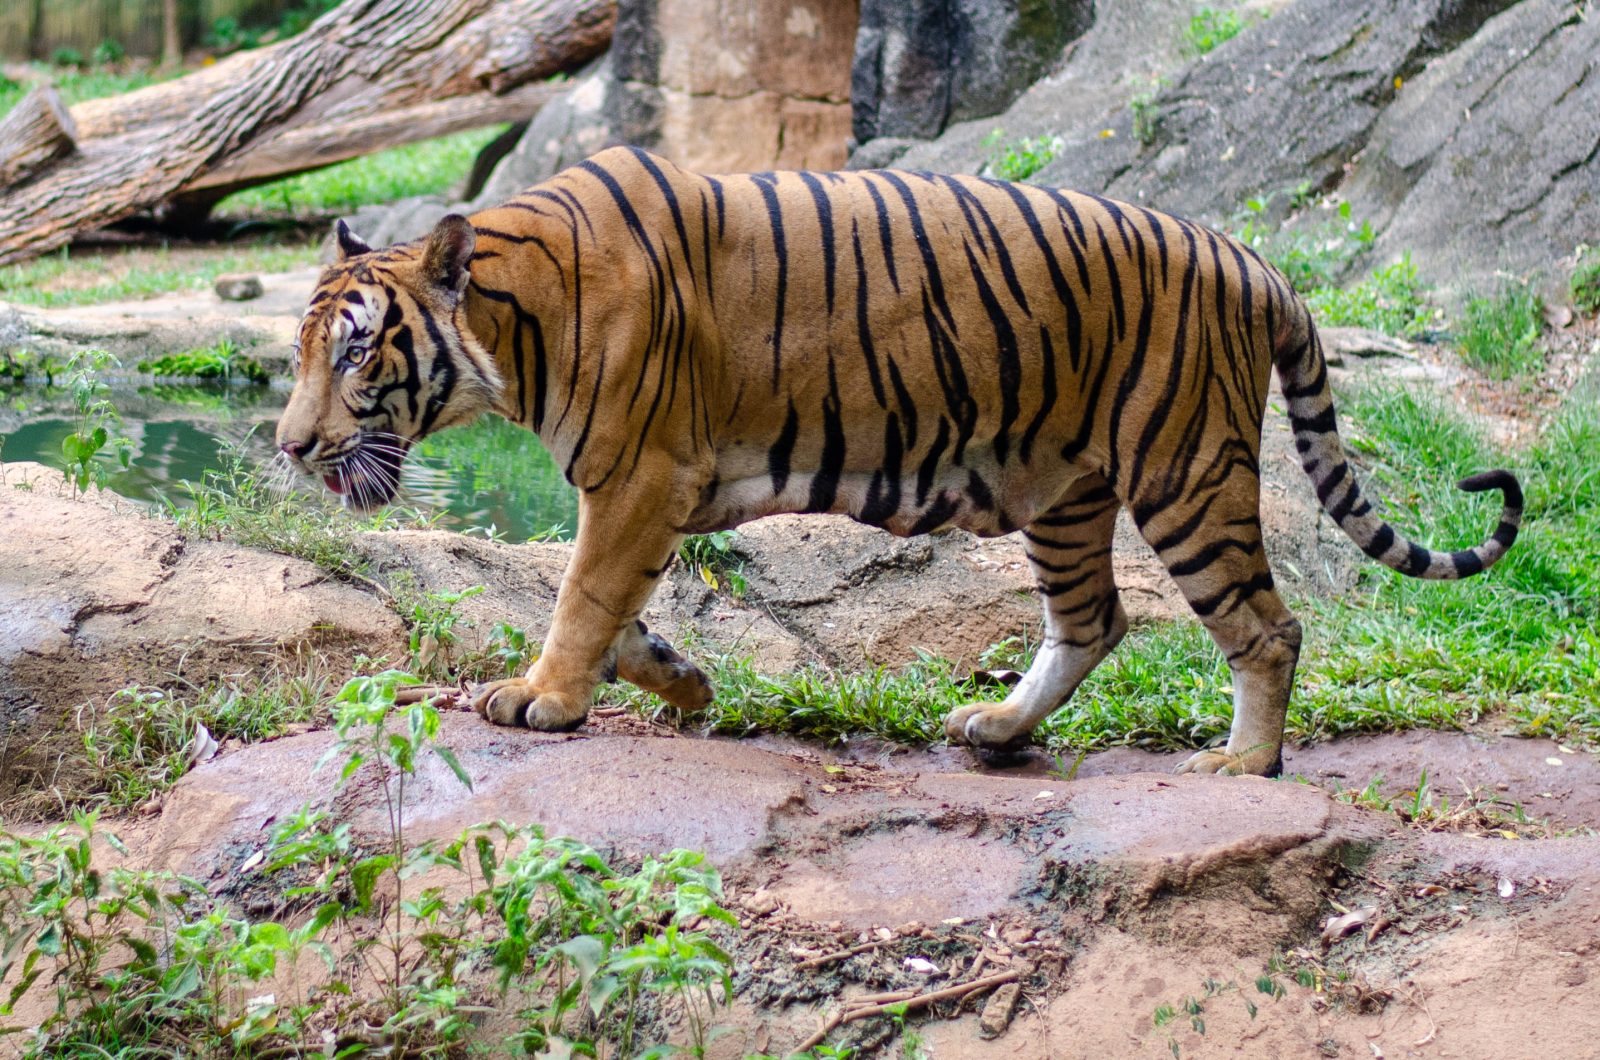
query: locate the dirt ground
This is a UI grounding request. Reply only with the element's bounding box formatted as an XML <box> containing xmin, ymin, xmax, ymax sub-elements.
<box><xmin>90</xmin><ymin>708</ymin><xmax>1600</xmax><ymax>1060</ymax></box>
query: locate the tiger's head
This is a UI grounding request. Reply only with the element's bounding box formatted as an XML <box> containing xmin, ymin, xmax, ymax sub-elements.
<box><xmin>276</xmin><ymin>215</ymin><xmax>502</xmax><ymax>510</ymax></box>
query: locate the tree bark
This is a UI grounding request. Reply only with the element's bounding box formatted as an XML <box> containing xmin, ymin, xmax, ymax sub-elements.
<box><xmin>0</xmin><ymin>0</ymin><xmax>615</xmax><ymax>266</ymax></box>
<box><xmin>0</xmin><ymin>86</ymin><xmax>77</xmax><ymax>187</ymax></box>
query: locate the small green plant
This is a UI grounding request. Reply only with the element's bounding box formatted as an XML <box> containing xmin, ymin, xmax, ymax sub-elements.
<box><xmin>79</xmin><ymin>687</ymin><xmax>204</xmax><ymax>810</ymax></box>
<box><xmin>983</xmin><ymin>130</ymin><xmax>1064</xmax><ymax>182</ymax></box>
<box><xmin>1307</xmin><ymin>254</ymin><xmax>1433</xmax><ymax>338</ymax></box>
<box><xmin>1233</xmin><ymin>197</ymin><xmax>1375</xmax><ymax>292</ymax></box>
<box><xmin>1183</xmin><ymin>6</ymin><xmax>1245</xmax><ymax>55</ymax></box>
<box><xmin>58</xmin><ymin>348</ymin><xmax>132</xmax><ymax>496</ymax></box>
<box><xmin>401</xmin><ymin>584</ymin><xmax>485</xmax><ymax>679</ymax></box>
<box><xmin>50</xmin><ymin>47</ymin><xmax>85</xmax><ymax>68</ymax></box>
<box><xmin>680</xmin><ymin>531</ymin><xmax>748</xmax><ymax>597</ymax></box>
<box><xmin>0</xmin><ymin>813</ymin><xmax>292</xmax><ymax>1053</ymax></box>
<box><xmin>1130</xmin><ymin>90</ymin><xmax>1159</xmax><ymax>145</ymax></box>
<box><xmin>1569</xmin><ymin>244</ymin><xmax>1600</xmax><ymax>315</ymax></box>
<box><xmin>137</xmin><ymin>338</ymin><xmax>269</xmax><ymax>384</ymax></box>
<box><xmin>91</xmin><ymin>39</ymin><xmax>125</xmax><ymax>65</ymax></box>
<box><xmin>484</xmin><ymin>621</ymin><xmax>534</xmax><ymax>679</ymax></box>
<box><xmin>1456</xmin><ymin>282</ymin><xmax>1544</xmax><ymax>379</ymax></box>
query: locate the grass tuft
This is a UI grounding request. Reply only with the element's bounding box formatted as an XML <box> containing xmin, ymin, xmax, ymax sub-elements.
<box><xmin>1183</xmin><ymin>7</ymin><xmax>1246</xmax><ymax>55</ymax></box>
<box><xmin>1307</xmin><ymin>255</ymin><xmax>1433</xmax><ymax>338</ymax></box>
<box><xmin>982</xmin><ymin>131</ymin><xmax>1064</xmax><ymax>183</ymax></box>
<box><xmin>1570</xmin><ymin>244</ymin><xmax>1600</xmax><ymax>315</ymax></box>
<box><xmin>1456</xmin><ymin>283</ymin><xmax>1544</xmax><ymax>379</ymax></box>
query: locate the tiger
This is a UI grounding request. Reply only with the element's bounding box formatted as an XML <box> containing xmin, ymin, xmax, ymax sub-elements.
<box><xmin>276</xmin><ymin>145</ymin><xmax>1521</xmax><ymax>777</ymax></box>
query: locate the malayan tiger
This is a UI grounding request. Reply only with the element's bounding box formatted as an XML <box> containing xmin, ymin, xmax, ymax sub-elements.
<box><xmin>276</xmin><ymin>145</ymin><xmax>1521</xmax><ymax>777</ymax></box>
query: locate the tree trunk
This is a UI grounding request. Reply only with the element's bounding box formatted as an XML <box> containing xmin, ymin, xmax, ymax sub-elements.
<box><xmin>161</xmin><ymin>0</ymin><xmax>182</xmax><ymax>70</ymax></box>
<box><xmin>0</xmin><ymin>87</ymin><xmax>77</xmax><ymax>187</ymax></box>
<box><xmin>0</xmin><ymin>0</ymin><xmax>615</xmax><ymax>266</ymax></box>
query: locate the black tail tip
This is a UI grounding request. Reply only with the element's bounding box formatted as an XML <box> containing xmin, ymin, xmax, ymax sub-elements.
<box><xmin>1457</xmin><ymin>470</ymin><xmax>1523</xmax><ymax>510</ymax></box>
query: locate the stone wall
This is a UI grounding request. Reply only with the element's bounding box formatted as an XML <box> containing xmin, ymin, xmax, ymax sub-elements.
<box><xmin>611</xmin><ymin>0</ymin><xmax>859</xmax><ymax>171</ymax></box>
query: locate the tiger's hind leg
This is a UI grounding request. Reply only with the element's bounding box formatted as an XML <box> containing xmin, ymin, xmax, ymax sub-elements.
<box><xmin>1133</xmin><ymin>473</ymin><xmax>1301</xmax><ymax>777</ymax></box>
<box><xmin>945</xmin><ymin>474</ymin><xmax>1127</xmax><ymax>750</ymax></box>
<box><xmin>610</xmin><ymin>619</ymin><xmax>714</xmax><ymax>712</ymax></box>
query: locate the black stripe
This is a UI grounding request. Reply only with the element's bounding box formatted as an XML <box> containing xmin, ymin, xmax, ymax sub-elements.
<box><xmin>806</xmin><ymin>360</ymin><xmax>847</xmax><ymax>513</ymax></box>
<box><xmin>961</xmin><ymin>240</ymin><xmax>1021</xmax><ymax>464</ymax></box>
<box><xmin>751</xmin><ymin>174</ymin><xmax>789</xmax><ymax>388</ymax></box>
<box><xmin>861</xmin><ymin>175</ymin><xmax>901</xmax><ymax>294</ymax></box>
<box><xmin>851</xmin><ymin>218</ymin><xmax>888</xmax><ymax>407</ymax></box>
<box><xmin>916</xmin><ymin>416</ymin><xmax>950</xmax><ymax>504</ymax></box>
<box><xmin>798</xmin><ymin>171</ymin><xmax>837</xmax><ymax>317</ymax></box>
<box><xmin>769</xmin><ymin>401</ymin><xmax>800</xmax><ymax>495</ymax></box>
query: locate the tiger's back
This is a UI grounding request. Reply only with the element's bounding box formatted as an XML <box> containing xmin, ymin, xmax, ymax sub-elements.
<box><xmin>469</xmin><ymin>148</ymin><xmax>1285</xmax><ymax>544</ymax></box>
<box><xmin>281</xmin><ymin>145</ymin><xmax>1520</xmax><ymax>776</ymax></box>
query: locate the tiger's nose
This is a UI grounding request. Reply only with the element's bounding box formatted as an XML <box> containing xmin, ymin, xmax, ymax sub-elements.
<box><xmin>280</xmin><ymin>438</ymin><xmax>315</xmax><ymax>461</ymax></box>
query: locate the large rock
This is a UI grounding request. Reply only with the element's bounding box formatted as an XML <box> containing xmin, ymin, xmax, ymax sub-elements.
<box><xmin>887</xmin><ymin>0</ymin><xmax>1256</xmax><ymax>175</ymax></box>
<box><xmin>127</xmin><ymin>712</ymin><xmax>1600</xmax><ymax>1060</ymax></box>
<box><xmin>890</xmin><ymin>0</ymin><xmax>1595</xmax><ymax>287</ymax></box>
<box><xmin>1341</xmin><ymin>0</ymin><xmax>1600</xmax><ymax>287</ymax></box>
<box><xmin>0</xmin><ymin>463</ymin><xmax>404</xmax><ymax>804</ymax></box>
<box><xmin>474</xmin><ymin>56</ymin><xmax>618</xmax><ymax>203</ymax></box>
<box><xmin>1048</xmin><ymin>0</ymin><xmax>1521</xmax><ymax>219</ymax></box>
<box><xmin>851</xmin><ymin>0</ymin><xmax>1094</xmax><ymax>144</ymax></box>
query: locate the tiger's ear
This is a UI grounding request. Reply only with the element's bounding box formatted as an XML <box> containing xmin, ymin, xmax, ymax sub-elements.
<box><xmin>333</xmin><ymin>219</ymin><xmax>371</xmax><ymax>261</ymax></box>
<box><xmin>422</xmin><ymin>214</ymin><xmax>476</xmax><ymax>299</ymax></box>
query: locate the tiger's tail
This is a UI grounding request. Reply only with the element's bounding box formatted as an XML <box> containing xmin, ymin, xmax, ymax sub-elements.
<box><xmin>1272</xmin><ymin>303</ymin><xmax>1521</xmax><ymax>580</ymax></box>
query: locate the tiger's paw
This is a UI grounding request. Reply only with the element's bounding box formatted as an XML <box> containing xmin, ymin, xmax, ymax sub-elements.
<box><xmin>944</xmin><ymin>702</ymin><xmax>1033</xmax><ymax>751</ymax></box>
<box><xmin>472</xmin><ymin>679</ymin><xmax>587</xmax><ymax>732</ymax></box>
<box><xmin>1174</xmin><ymin>746</ymin><xmax>1283</xmax><ymax>778</ymax></box>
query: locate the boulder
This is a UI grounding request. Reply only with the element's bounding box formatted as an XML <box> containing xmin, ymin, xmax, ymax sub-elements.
<box><xmin>0</xmin><ymin>463</ymin><xmax>404</xmax><ymax>804</ymax></box>
<box><xmin>892</xmin><ymin>0</ymin><xmax>1594</xmax><ymax>288</ymax></box>
<box><xmin>1341</xmin><ymin>0</ymin><xmax>1600</xmax><ymax>288</ymax></box>
<box><xmin>851</xmin><ymin>0</ymin><xmax>1094</xmax><ymax>144</ymax></box>
<box><xmin>474</xmin><ymin>56</ymin><xmax>617</xmax><ymax>204</ymax></box>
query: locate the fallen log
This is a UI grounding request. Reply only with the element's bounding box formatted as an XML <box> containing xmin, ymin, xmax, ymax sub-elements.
<box><xmin>0</xmin><ymin>86</ymin><xmax>77</xmax><ymax>188</ymax></box>
<box><xmin>0</xmin><ymin>0</ymin><xmax>615</xmax><ymax>266</ymax></box>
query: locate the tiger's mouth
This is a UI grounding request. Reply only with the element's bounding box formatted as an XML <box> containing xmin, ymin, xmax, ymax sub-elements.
<box><xmin>319</xmin><ymin>436</ymin><xmax>410</xmax><ymax>511</ymax></box>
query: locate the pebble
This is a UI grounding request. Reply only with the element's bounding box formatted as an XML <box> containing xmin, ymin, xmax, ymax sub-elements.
<box><xmin>978</xmin><ymin>982</ymin><xmax>1022</xmax><ymax>1038</ymax></box>
<box><xmin>215</xmin><ymin>273</ymin><xmax>264</xmax><ymax>301</ymax></box>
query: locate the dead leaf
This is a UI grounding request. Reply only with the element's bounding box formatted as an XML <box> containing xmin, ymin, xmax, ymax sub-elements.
<box><xmin>1321</xmin><ymin>906</ymin><xmax>1377</xmax><ymax>945</ymax></box>
<box><xmin>1498</xmin><ymin>878</ymin><xmax>1516</xmax><ymax>899</ymax></box>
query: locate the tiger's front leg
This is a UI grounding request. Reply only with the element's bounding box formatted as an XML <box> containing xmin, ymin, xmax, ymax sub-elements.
<box><xmin>472</xmin><ymin>455</ymin><xmax>700</xmax><ymax>731</ymax></box>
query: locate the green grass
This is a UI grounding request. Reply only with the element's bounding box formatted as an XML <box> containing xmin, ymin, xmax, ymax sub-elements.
<box><xmin>1456</xmin><ymin>283</ymin><xmax>1545</xmax><ymax>379</ymax></box>
<box><xmin>1183</xmin><ymin>7</ymin><xmax>1246</xmax><ymax>55</ymax></box>
<box><xmin>1570</xmin><ymin>245</ymin><xmax>1600</xmax><ymax>315</ymax></box>
<box><xmin>138</xmin><ymin>339</ymin><xmax>269</xmax><ymax>384</ymax></box>
<box><xmin>79</xmin><ymin>673</ymin><xmax>328</xmax><ymax>810</ymax></box>
<box><xmin>165</xmin><ymin>446</ymin><xmax>403</xmax><ymax>583</ymax></box>
<box><xmin>0</xmin><ymin>63</ymin><xmax>176</xmax><ymax>115</ymax></box>
<box><xmin>609</xmin><ymin>372</ymin><xmax>1599</xmax><ymax>754</ymax></box>
<box><xmin>1233</xmin><ymin>197</ymin><xmax>1375</xmax><ymax>294</ymax></box>
<box><xmin>216</xmin><ymin>125</ymin><xmax>508</xmax><ymax>218</ymax></box>
<box><xmin>0</xmin><ymin>242</ymin><xmax>318</xmax><ymax>307</ymax></box>
<box><xmin>1308</xmin><ymin>255</ymin><xmax>1434</xmax><ymax>338</ymax></box>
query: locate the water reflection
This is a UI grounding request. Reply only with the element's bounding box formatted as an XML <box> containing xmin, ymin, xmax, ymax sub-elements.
<box><xmin>0</xmin><ymin>381</ymin><xmax>578</xmax><ymax>540</ymax></box>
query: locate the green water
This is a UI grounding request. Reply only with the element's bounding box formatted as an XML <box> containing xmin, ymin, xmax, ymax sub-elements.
<box><xmin>0</xmin><ymin>381</ymin><xmax>579</xmax><ymax>540</ymax></box>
